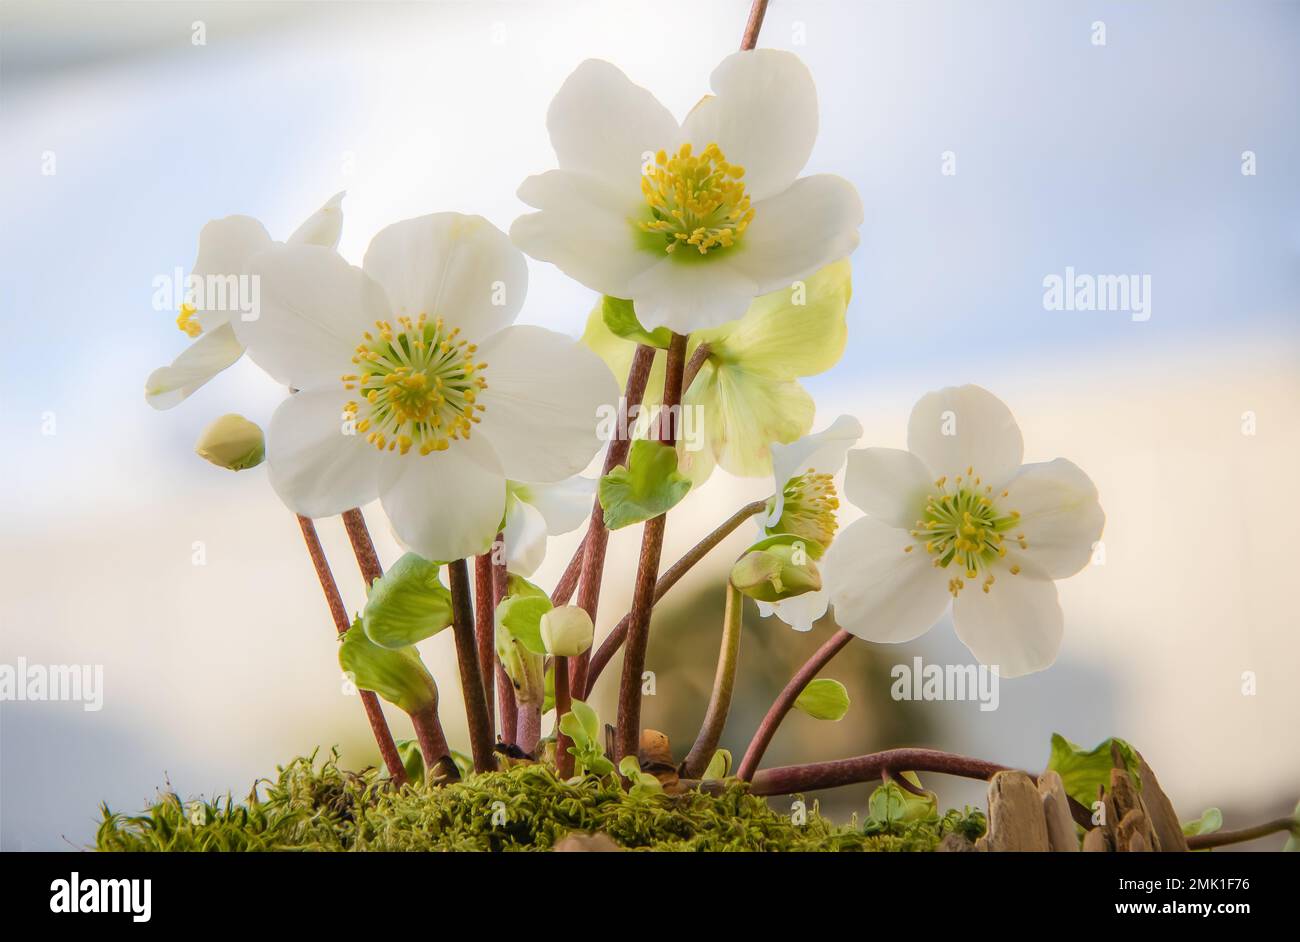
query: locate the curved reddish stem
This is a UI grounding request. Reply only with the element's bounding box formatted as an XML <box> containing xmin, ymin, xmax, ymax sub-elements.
<box><xmin>748</xmin><ymin>748</ymin><xmax>1016</xmax><ymax>796</ymax></box>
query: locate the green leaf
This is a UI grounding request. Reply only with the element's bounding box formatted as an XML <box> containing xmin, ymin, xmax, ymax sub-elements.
<box><xmin>560</xmin><ymin>699</ymin><xmax>614</xmax><ymax>777</ymax></box>
<box><xmin>702</xmin><ymin>749</ymin><xmax>732</xmax><ymax>782</ymax></box>
<box><xmin>599</xmin><ymin>439</ymin><xmax>692</xmax><ymax>530</ymax></box>
<box><xmin>601</xmin><ymin>296</ymin><xmax>673</xmax><ymax>349</ymax></box>
<box><xmin>394</xmin><ymin>739</ymin><xmax>425</xmax><ymax>784</ymax></box>
<box><xmin>495</xmin><ymin>618</ymin><xmax>545</xmax><ymax>706</ymax></box>
<box><xmin>362</xmin><ymin>553</ymin><xmax>453</xmax><ymax>648</ymax></box>
<box><xmin>745</xmin><ymin>532</ymin><xmax>825</xmax><ymax>561</ymax></box>
<box><xmin>542</xmin><ymin>661</ymin><xmax>555</xmax><ymax>714</ymax></box>
<box><xmin>1181</xmin><ymin>807</ymin><xmax>1222</xmax><ymax>837</ymax></box>
<box><xmin>506</xmin><ymin>573</ymin><xmax>549</xmax><ymax>601</ymax></box>
<box><xmin>619</xmin><ymin>755</ymin><xmax>665</xmax><ymax>798</ymax></box>
<box><xmin>793</xmin><ymin>678</ymin><xmax>850</xmax><ymax>721</ymax></box>
<box><xmin>339</xmin><ymin>620</ymin><xmax>437</xmax><ymax>714</ymax></box>
<box><xmin>496</xmin><ymin>593</ymin><xmax>552</xmax><ymax>655</ymax></box>
<box><xmin>867</xmin><ymin>773</ymin><xmax>938</xmax><ymax>827</ymax></box>
<box><xmin>1046</xmin><ymin>734</ymin><xmax>1141</xmax><ymax>809</ymax></box>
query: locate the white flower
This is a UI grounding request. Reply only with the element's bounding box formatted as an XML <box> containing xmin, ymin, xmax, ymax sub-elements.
<box><xmin>511</xmin><ymin>50</ymin><xmax>863</xmax><ymax>335</ymax></box>
<box><xmin>755</xmin><ymin>415</ymin><xmax>862</xmax><ymax>632</ymax></box>
<box><xmin>240</xmin><ymin>212</ymin><xmax>618</xmax><ymax>562</ymax></box>
<box><xmin>823</xmin><ymin>386</ymin><xmax>1105</xmax><ymax>677</ymax></box>
<box><xmin>145</xmin><ymin>193</ymin><xmax>345</xmax><ymax>409</ymax></box>
<box><xmin>503</xmin><ymin>476</ymin><xmax>595</xmax><ymax>577</ymax></box>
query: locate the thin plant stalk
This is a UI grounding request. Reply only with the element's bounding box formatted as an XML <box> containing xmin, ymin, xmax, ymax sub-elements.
<box><xmin>410</xmin><ymin>702</ymin><xmax>451</xmax><ymax>769</ymax></box>
<box><xmin>583</xmin><ymin>499</ymin><xmax>767</xmax><ymax>697</ymax></box>
<box><xmin>517</xmin><ymin>702</ymin><xmax>541</xmax><ymax>754</ymax></box>
<box><xmin>447</xmin><ymin>558</ymin><xmax>496</xmax><ymax>772</ymax></box>
<box><xmin>681</xmin><ymin>582</ymin><xmax>744</xmax><ymax>778</ymax></box>
<box><xmin>295</xmin><ymin>514</ymin><xmax>406</xmax><ymax>784</ymax></box>
<box><xmin>341</xmin><ymin>508</ymin><xmax>384</xmax><ymax>585</ymax></box>
<box><xmin>740</xmin><ymin>0</ymin><xmax>770</xmax><ymax>51</ymax></box>
<box><xmin>474</xmin><ymin>550</ymin><xmax>496</xmax><ymax>733</ymax></box>
<box><xmin>745</xmin><ymin>748</ymin><xmax>1013</xmax><ymax>795</ymax></box>
<box><xmin>736</xmin><ymin>628</ymin><xmax>854</xmax><ymax>781</ymax></box>
<box><xmin>549</xmin><ymin>531</ymin><xmax>587</xmax><ymax>607</ymax></box>
<box><xmin>615</xmin><ymin>331</ymin><xmax>687</xmax><ymax>761</ymax></box>
<box><xmin>492</xmin><ymin>548</ymin><xmax>516</xmax><ymax>745</ymax></box>
<box><xmin>1186</xmin><ymin>817</ymin><xmax>1299</xmax><ymax>851</ymax></box>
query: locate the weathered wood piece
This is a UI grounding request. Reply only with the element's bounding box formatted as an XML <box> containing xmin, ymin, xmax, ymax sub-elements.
<box><xmin>984</xmin><ymin>770</ymin><xmax>1050</xmax><ymax>851</ymax></box>
<box><xmin>1037</xmin><ymin>770</ymin><xmax>1080</xmax><ymax>851</ymax></box>
<box><xmin>1136</xmin><ymin>754</ymin><xmax>1190</xmax><ymax>852</ymax></box>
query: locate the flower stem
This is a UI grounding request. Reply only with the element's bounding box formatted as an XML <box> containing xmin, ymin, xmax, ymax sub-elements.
<box><xmin>740</xmin><ymin>0</ymin><xmax>770</xmax><ymax>51</ymax></box>
<box><xmin>681</xmin><ymin>582</ymin><xmax>744</xmax><ymax>778</ymax></box>
<box><xmin>492</xmin><ymin>548</ymin><xmax>516</xmax><ymax>745</ymax></box>
<box><xmin>517</xmin><ymin>701</ymin><xmax>541</xmax><ymax>754</ymax></box>
<box><xmin>473</xmin><ymin>551</ymin><xmax>496</xmax><ymax>734</ymax></box>
<box><xmin>447</xmin><ymin>558</ymin><xmax>496</xmax><ymax>772</ymax></box>
<box><xmin>582</xmin><ymin>499</ymin><xmax>768</xmax><ymax>698</ymax></box>
<box><xmin>569</xmin><ymin>343</ymin><xmax>656</xmax><ymax>693</ymax></box>
<box><xmin>410</xmin><ymin>702</ymin><xmax>451</xmax><ymax>770</ymax></box>
<box><xmin>294</xmin><ymin>514</ymin><xmax>405</xmax><ymax>785</ymax></box>
<box><xmin>736</xmin><ymin>628</ymin><xmax>853</xmax><ymax>781</ymax></box>
<box><xmin>680</xmin><ymin>342</ymin><xmax>710</xmax><ymax>395</ymax></box>
<box><xmin>746</xmin><ymin>748</ymin><xmax>1015</xmax><ymax>796</ymax></box>
<box><xmin>615</xmin><ymin>332</ymin><xmax>687</xmax><ymax>762</ymax></box>
<box><xmin>1186</xmin><ymin>817</ymin><xmax>1299</xmax><ymax>850</ymax></box>
<box><xmin>341</xmin><ymin>508</ymin><xmax>384</xmax><ymax>585</ymax></box>
<box><xmin>549</xmin><ymin>531</ymin><xmax>587</xmax><ymax>606</ymax></box>
<box><xmin>553</xmin><ymin>654</ymin><xmax>573</xmax><ymax>775</ymax></box>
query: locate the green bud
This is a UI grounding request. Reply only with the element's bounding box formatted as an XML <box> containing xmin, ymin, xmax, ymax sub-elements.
<box><xmin>539</xmin><ymin>605</ymin><xmax>594</xmax><ymax>657</ymax></box>
<box><xmin>496</xmin><ymin>621</ymin><xmax>545</xmax><ymax>706</ymax></box>
<box><xmin>195</xmin><ymin>413</ymin><xmax>264</xmax><ymax>470</ymax></box>
<box><xmin>730</xmin><ymin>542</ymin><xmax>821</xmax><ymax>603</ymax></box>
<box><xmin>338</xmin><ymin>620</ymin><xmax>437</xmax><ymax>714</ymax></box>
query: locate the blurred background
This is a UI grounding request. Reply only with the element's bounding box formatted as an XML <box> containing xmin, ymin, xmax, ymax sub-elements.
<box><xmin>2</xmin><ymin>0</ymin><xmax>1297</xmax><ymax>850</ymax></box>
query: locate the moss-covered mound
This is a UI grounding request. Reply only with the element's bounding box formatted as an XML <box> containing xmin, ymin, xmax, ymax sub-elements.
<box><xmin>96</xmin><ymin>752</ymin><xmax>985</xmax><ymax>851</ymax></box>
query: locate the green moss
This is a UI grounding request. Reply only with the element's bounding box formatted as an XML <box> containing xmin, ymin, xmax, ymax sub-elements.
<box><xmin>96</xmin><ymin>751</ymin><xmax>985</xmax><ymax>852</ymax></box>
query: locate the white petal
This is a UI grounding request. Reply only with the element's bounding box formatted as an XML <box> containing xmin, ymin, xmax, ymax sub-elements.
<box><xmin>906</xmin><ymin>385</ymin><xmax>1024</xmax><ymax>485</ymax></box>
<box><xmin>729</xmin><ymin>175</ymin><xmax>863</xmax><ymax>294</ymax></box>
<box><xmin>144</xmin><ymin>322</ymin><xmax>244</xmax><ymax>410</ymax></box>
<box><xmin>545</xmin><ymin>59</ymin><xmax>681</xmax><ymax>187</ymax></box>
<box><xmin>287</xmin><ymin>191</ymin><xmax>345</xmax><ymax>249</ymax></box>
<box><xmin>267</xmin><ymin>388</ymin><xmax>386</xmax><ymax>518</ymax></box>
<box><xmin>188</xmin><ymin>215</ymin><xmax>274</xmax><ymax>331</ymax></box>
<box><xmin>843</xmin><ymin>447</ymin><xmax>934</xmax><ymax>530</ymax></box>
<box><xmin>1001</xmin><ymin>459</ymin><xmax>1105</xmax><ymax>579</ymax></box>
<box><xmin>825</xmin><ymin>517</ymin><xmax>950</xmax><ymax>644</ymax></box>
<box><xmin>625</xmin><ymin>253</ymin><xmax>757</xmax><ymax>334</ymax></box>
<box><xmin>512</xmin><ymin>170</ymin><xmax>657</xmax><ymax>298</ymax></box>
<box><xmin>952</xmin><ymin>573</ymin><xmax>1063</xmax><ymax>678</ymax></box>
<box><xmin>240</xmin><ymin>245</ymin><xmax>389</xmax><ymax>389</ymax></box>
<box><xmin>512</xmin><ymin>476</ymin><xmax>596</xmax><ymax>535</ymax></box>
<box><xmin>363</xmin><ymin>213</ymin><xmax>527</xmax><ymax>339</ymax></box>
<box><xmin>682</xmin><ymin>49</ymin><xmax>819</xmax><ymax>202</ymax></box>
<box><xmin>758</xmin><ymin>587</ymin><xmax>829</xmax><ymax>633</ymax></box>
<box><xmin>475</xmin><ymin>325</ymin><xmax>618</xmax><ymax>483</ymax></box>
<box><xmin>503</xmin><ymin>497</ymin><xmax>548</xmax><ymax>577</ymax></box>
<box><xmin>765</xmin><ymin>414</ymin><xmax>863</xmax><ymax>527</ymax></box>
<box><xmin>378</xmin><ymin>435</ymin><xmax>506</xmax><ymax>562</ymax></box>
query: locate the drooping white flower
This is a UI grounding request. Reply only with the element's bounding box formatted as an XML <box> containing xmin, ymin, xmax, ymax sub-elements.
<box><xmin>754</xmin><ymin>415</ymin><xmax>862</xmax><ymax>632</ymax></box>
<box><xmin>823</xmin><ymin>386</ymin><xmax>1105</xmax><ymax>677</ymax></box>
<box><xmin>512</xmin><ymin>50</ymin><xmax>863</xmax><ymax>335</ymax></box>
<box><xmin>502</xmin><ymin>476</ymin><xmax>596</xmax><ymax>576</ymax></box>
<box><xmin>240</xmin><ymin>212</ymin><xmax>618</xmax><ymax>562</ymax></box>
<box><xmin>145</xmin><ymin>193</ymin><xmax>345</xmax><ymax>409</ymax></box>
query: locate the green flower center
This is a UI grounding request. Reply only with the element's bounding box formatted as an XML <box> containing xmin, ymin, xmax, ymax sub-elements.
<box><xmin>639</xmin><ymin>142</ymin><xmax>754</xmax><ymax>255</ymax></box>
<box><xmin>343</xmin><ymin>314</ymin><xmax>487</xmax><ymax>456</ymax></box>
<box><xmin>907</xmin><ymin>468</ymin><xmax>1027</xmax><ymax>597</ymax></box>
<box><xmin>769</xmin><ymin>471</ymin><xmax>839</xmax><ymax>547</ymax></box>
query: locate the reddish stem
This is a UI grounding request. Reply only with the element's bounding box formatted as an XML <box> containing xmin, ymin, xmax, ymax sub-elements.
<box><xmin>474</xmin><ymin>551</ymin><xmax>496</xmax><ymax>734</ymax></box>
<box><xmin>740</xmin><ymin>0</ymin><xmax>770</xmax><ymax>51</ymax></box>
<box><xmin>549</xmin><ymin>531</ymin><xmax>588</xmax><ymax>607</ymax></box>
<box><xmin>491</xmin><ymin>547</ymin><xmax>516</xmax><ymax>745</ymax></box>
<box><xmin>410</xmin><ymin>703</ymin><xmax>451</xmax><ymax>771</ymax></box>
<box><xmin>295</xmin><ymin>514</ymin><xmax>405</xmax><ymax>785</ymax></box>
<box><xmin>517</xmin><ymin>702</ymin><xmax>541</xmax><ymax>754</ymax></box>
<box><xmin>614</xmin><ymin>332</ymin><xmax>686</xmax><ymax>762</ymax></box>
<box><xmin>1186</xmin><ymin>818</ymin><xmax>1298</xmax><ymax>850</ymax></box>
<box><xmin>748</xmin><ymin>748</ymin><xmax>1016</xmax><ymax>796</ymax></box>
<box><xmin>582</xmin><ymin>500</ymin><xmax>767</xmax><ymax>698</ymax></box>
<box><xmin>340</xmin><ymin>508</ymin><xmax>384</xmax><ymax>585</ymax></box>
<box><xmin>448</xmin><ymin>558</ymin><xmax>496</xmax><ymax>772</ymax></box>
<box><xmin>736</xmin><ymin>628</ymin><xmax>854</xmax><ymax>781</ymax></box>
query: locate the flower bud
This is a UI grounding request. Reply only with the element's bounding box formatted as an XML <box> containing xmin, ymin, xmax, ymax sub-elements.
<box><xmin>496</xmin><ymin>624</ymin><xmax>546</xmax><ymax>706</ymax></box>
<box><xmin>195</xmin><ymin>413</ymin><xmax>265</xmax><ymax>471</ymax></box>
<box><xmin>539</xmin><ymin>605</ymin><xmax>594</xmax><ymax>657</ymax></box>
<box><xmin>730</xmin><ymin>542</ymin><xmax>821</xmax><ymax>603</ymax></box>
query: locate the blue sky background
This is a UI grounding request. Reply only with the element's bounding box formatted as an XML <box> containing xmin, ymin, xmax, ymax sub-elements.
<box><xmin>2</xmin><ymin>1</ymin><xmax>1298</xmax><ymax>849</ymax></box>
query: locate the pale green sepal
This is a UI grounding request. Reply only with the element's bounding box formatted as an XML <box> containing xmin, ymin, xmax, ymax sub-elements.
<box><xmin>362</xmin><ymin>553</ymin><xmax>453</xmax><ymax>648</ymax></box>
<box><xmin>338</xmin><ymin>620</ymin><xmax>437</xmax><ymax>714</ymax></box>
<box><xmin>598</xmin><ymin>439</ymin><xmax>691</xmax><ymax>530</ymax></box>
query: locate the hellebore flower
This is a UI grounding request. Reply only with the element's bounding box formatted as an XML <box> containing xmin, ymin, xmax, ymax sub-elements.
<box><xmin>145</xmin><ymin>193</ymin><xmax>345</xmax><ymax>409</ymax></box>
<box><xmin>512</xmin><ymin>50</ymin><xmax>862</xmax><ymax>334</ymax></box>
<box><xmin>242</xmin><ymin>212</ymin><xmax>618</xmax><ymax>562</ymax></box>
<box><xmin>824</xmin><ymin>385</ymin><xmax>1105</xmax><ymax>677</ymax></box>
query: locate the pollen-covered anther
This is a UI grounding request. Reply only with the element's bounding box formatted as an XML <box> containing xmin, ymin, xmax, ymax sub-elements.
<box><xmin>343</xmin><ymin>313</ymin><xmax>487</xmax><ymax>456</ymax></box>
<box><xmin>176</xmin><ymin>302</ymin><xmax>202</xmax><ymax>338</ymax></box>
<box><xmin>639</xmin><ymin>142</ymin><xmax>754</xmax><ymax>255</ymax></box>
<box><xmin>913</xmin><ymin>468</ymin><xmax>1022</xmax><ymax>595</ymax></box>
<box><xmin>770</xmin><ymin>470</ymin><xmax>839</xmax><ymax>547</ymax></box>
